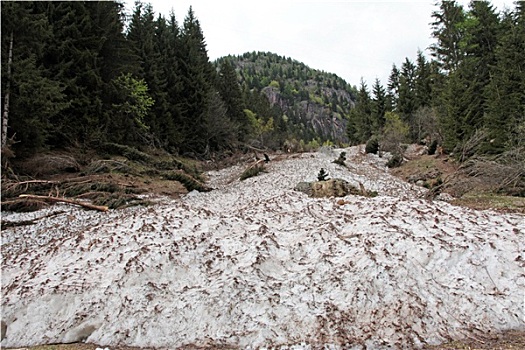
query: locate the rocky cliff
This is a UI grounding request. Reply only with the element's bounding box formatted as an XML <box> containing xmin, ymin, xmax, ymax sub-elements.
<box><xmin>217</xmin><ymin>51</ymin><xmax>357</xmax><ymax>144</ymax></box>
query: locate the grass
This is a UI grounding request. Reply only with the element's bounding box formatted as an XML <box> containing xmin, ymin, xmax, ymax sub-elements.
<box><xmin>452</xmin><ymin>191</ymin><xmax>525</xmax><ymax>213</ymax></box>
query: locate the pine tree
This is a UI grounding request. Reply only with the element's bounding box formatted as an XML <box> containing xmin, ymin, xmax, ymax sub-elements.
<box><xmin>371</xmin><ymin>78</ymin><xmax>387</xmax><ymax>134</ymax></box>
<box><xmin>458</xmin><ymin>1</ymin><xmax>501</xmax><ymax>138</ymax></box>
<box><xmin>414</xmin><ymin>50</ymin><xmax>432</xmax><ymax>109</ymax></box>
<box><xmin>1</xmin><ymin>1</ymin><xmax>68</xmax><ymax>155</ymax></box>
<box><xmin>430</xmin><ymin>0</ymin><xmax>466</xmax><ymax>73</ymax></box>
<box><xmin>217</xmin><ymin>59</ymin><xmax>248</xmax><ymax>141</ymax></box>
<box><xmin>485</xmin><ymin>3</ymin><xmax>525</xmax><ymax>152</ymax></box>
<box><xmin>387</xmin><ymin>64</ymin><xmax>400</xmax><ymax>111</ymax></box>
<box><xmin>126</xmin><ymin>2</ymin><xmax>165</xmax><ymax>145</ymax></box>
<box><xmin>398</xmin><ymin>58</ymin><xmax>417</xmax><ymax>140</ymax></box>
<box><xmin>41</xmin><ymin>1</ymin><xmax>129</xmax><ymax>146</ymax></box>
<box><xmin>162</xmin><ymin>11</ymin><xmax>185</xmax><ymax>150</ymax></box>
<box><xmin>178</xmin><ymin>6</ymin><xmax>216</xmax><ymax>155</ymax></box>
<box><xmin>350</xmin><ymin>79</ymin><xmax>373</xmax><ymax>143</ymax></box>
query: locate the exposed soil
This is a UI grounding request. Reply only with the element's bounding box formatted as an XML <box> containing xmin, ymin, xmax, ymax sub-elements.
<box><xmin>390</xmin><ymin>150</ymin><xmax>525</xmax><ymax>214</ymax></box>
<box><xmin>5</xmin><ymin>330</ymin><xmax>525</xmax><ymax>350</ymax></box>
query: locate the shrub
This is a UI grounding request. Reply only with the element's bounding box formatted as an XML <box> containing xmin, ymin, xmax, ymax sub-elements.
<box><xmin>240</xmin><ymin>163</ymin><xmax>266</xmax><ymax>181</ymax></box>
<box><xmin>386</xmin><ymin>153</ymin><xmax>404</xmax><ymax>168</ymax></box>
<box><xmin>333</xmin><ymin>152</ymin><xmax>347</xmax><ymax>167</ymax></box>
<box><xmin>365</xmin><ymin>137</ymin><xmax>379</xmax><ymax>154</ymax></box>
<box><xmin>317</xmin><ymin>168</ymin><xmax>329</xmax><ymax>181</ymax></box>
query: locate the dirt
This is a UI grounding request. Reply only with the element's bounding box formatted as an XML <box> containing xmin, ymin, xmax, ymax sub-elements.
<box><xmin>390</xmin><ymin>152</ymin><xmax>525</xmax><ymax>213</ymax></box>
<box><xmin>424</xmin><ymin>329</ymin><xmax>525</xmax><ymax>350</ymax></box>
<box><xmin>6</xmin><ymin>330</ymin><xmax>525</xmax><ymax>350</ymax></box>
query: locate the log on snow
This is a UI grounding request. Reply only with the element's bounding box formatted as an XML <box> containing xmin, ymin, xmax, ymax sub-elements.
<box><xmin>19</xmin><ymin>194</ymin><xmax>108</xmax><ymax>212</ymax></box>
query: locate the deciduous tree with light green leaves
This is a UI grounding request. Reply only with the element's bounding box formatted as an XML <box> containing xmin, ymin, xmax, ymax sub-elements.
<box><xmin>381</xmin><ymin>111</ymin><xmax>409</xmax><ymax>154</ymax></box>
<box><xmin>109</xmin><ymin>73</ymin><xmax>154</xmax><ymax>145</ymax></box>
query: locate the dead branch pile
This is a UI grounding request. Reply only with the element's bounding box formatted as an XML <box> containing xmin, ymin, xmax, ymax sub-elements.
<box><xmin>240</xmin><ymin>160</ymin><xmax>266</xmax><ymax>181</ymax></box>
<box><xmin>1</xmin><ymin>176</ymin><xmax>147</xmax><ymax>212</ymax></box>
<box><xmin>460</xmin><ymin>147</ymin><xmax>525</xmax><ymax>196</ymax></box>
<box><xmin>164</xmin><ymin>170</ymin><xmax>212</xmax><ymax>192</ymax></box>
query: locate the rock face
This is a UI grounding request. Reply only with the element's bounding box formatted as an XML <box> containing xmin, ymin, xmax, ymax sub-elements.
<box><xmin>295</xmin><ymin>178</ymin><xmax>360</xmax><ymax>198</ymax></box>
<box><xmin>264</xmin><ymin>87</ymin><xmax>350</xmax><ymax>143</ymax></box>
<box><xmin>224</xmin><ymin>51</ymin><xmax>356</xmax><ymax>144</ymax></box>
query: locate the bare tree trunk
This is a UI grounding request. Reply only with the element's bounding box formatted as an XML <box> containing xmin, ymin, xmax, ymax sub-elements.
<box><xmin>2</xmin><ymin>31</ymin><xmax>14</xmax><ymax>148</ymax></box>
<box><xmin>19</xmin><ymin>194</ymin><xmax>109</xmax><ymax>212</ymax></box>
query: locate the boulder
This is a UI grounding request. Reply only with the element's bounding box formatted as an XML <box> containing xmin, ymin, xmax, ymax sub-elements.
<box><xmin>295</xmin><ymin>178</ymin><xmax>361</xmax><ymax>198</ymax></box>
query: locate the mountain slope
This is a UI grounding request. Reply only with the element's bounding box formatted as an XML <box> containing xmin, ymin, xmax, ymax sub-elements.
<box><xmin>217</xmin><ymin>52</ymin><xmax>357</xmax><ymax>144</ymax></box>
<box><xmin>2</xmin><ymin>146</ymin><xmax>523</xmax><ymax>348</ymax></box>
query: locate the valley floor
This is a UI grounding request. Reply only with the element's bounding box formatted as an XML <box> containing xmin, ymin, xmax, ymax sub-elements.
<box><xmin>1</xmin><ymin>146</ymin><xmax>524</xmax><ymax>349</ymax></box>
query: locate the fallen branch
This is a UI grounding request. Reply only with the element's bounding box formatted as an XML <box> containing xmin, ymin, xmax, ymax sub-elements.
<box><xmin>19</xmin><ymin>194</ymin><xmax>108</xmax><ymax>212</ymax></box>
<box><xmin>1</xmin><ymin>210</ymin><xmax>65</xmax><ymax>230</ymax></box>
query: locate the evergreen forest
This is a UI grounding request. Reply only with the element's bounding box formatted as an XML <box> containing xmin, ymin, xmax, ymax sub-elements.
<box><xmin>1</xmin><ymin>0</ymin><xmax>524</xmax><ymax>167</ymax></box>
<box><xmin>347</xmin><ymin>0</ymin><xmax>524</xmax><ymax>159</ymax></box>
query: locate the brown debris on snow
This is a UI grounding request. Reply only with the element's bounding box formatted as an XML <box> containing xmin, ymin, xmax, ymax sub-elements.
<box><xmin>1</xmin><ymin>146</ymin><xmax>524</xmax><ymax>349</ymax></box>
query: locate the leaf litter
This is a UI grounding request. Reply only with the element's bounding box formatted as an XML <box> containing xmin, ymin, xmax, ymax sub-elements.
<box><xmin>1</xmin><ymin>146</ymin><xmax>524</xmax><ymax>349</ymax></box>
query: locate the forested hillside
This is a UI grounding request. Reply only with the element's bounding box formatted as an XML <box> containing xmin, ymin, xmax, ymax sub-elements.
<box><xmin>349</xmin><ymin>1</ymin><xmax>524</xmax><ymax>160</ymax></box>
<box><xmin>0</xmin><ymin>2</ymin><xmax>292</xmax><ymax>161</ymax></box>
<box><xmin>1</xmin><ymin>0</ymin><xmax>523</xmax><ymax>171</ymax></box>
<box><xmin>217</xmin><ymin>52</ymin><xmax>357</xmax><ymax>147</ymax></box>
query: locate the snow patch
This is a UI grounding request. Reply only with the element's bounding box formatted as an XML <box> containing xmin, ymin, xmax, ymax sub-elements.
<box><xmin>2</xmin><ymin>146</ymin><xmax>524</xmax><ymax>349</ymax></box>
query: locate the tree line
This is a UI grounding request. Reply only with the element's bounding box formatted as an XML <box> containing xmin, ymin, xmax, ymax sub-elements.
<box><xmin>2</xmin><ymin>1</ymin><xmax>523</xmax><ymax>163</ymax></box>
<box><xmin>1</xmin><ymin>1</ymin><xmax>271</xmax><ymax>159</ymax></box>
<box><xmin>347</xmin><ymin>0</ymin><xmax>524</xmax><ymax>158</ymax></box>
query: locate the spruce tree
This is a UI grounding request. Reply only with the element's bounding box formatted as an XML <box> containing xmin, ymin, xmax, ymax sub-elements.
<box><xmin>398</xmin><ymin>58</ymin><xmax>417</xmax><ymax>140</ymax></box>
<box><xmin>430</xmin><ymin>1</ymin><xmax>466</xmax><ymax>73</ymax></box>
<box><xmin>414</xmin><ymin>50</ymin><xmax>432</xmax><ymax>109</ymax></box>
<box><xmin>217</xmin><ymin>59</ymin><xmax>248</xmax><ymax>141</ymax></box>
<box><xmin>387</xmin><ymin>64</ymin><xmax>400</xmax><ymax>111</ymax></box>
<box><xmin>371</xmin><ymin>78</ymin><xmax>387</xmax><ymax>134</ymax></box>
<box><xmin>485</xmin><ymin>3</ymin><xmax>525</xmax><ymax>152</ymax></box>
<box><xmin>459</xmin><ymin>1</ymin><xmax>501</xmax><ymax>139</ymax></box>
<box><xmin>179</xmin><ymin>6</ymin><xmax>215</xmax><ymax>155</ymax></box>
<box><xmin>351</xmin><ymin>79</ymin><xmax>373</xmax><ymax>143</ymax></box>
<box><xmin>1</xmin><ymin>1</ymin><xmax>68</xmax><ymax>155</ymax></box>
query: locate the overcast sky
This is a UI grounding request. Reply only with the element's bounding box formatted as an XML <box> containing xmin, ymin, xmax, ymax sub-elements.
<box><xmin>124</xmin><ymin>0</ymin><xmax>515</xmax><ymax>88</ymax></box>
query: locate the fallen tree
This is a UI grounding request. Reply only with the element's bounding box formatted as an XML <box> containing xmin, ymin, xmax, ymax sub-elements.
<box><xmin>18</xmin><ymin>194</ymin><xmax>109</xmax><ymax>212</ymax></box>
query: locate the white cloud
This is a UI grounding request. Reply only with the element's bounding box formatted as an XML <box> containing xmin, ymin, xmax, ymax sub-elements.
<box><xmin>123</xmin><ymin>0</ymin><xmax>515</xmax><ymax>88</ymax></box>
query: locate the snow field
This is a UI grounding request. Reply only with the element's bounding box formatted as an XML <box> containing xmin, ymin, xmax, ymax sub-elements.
<box><xmin>1</xmin><ymin>147</ymin><xmax>524</xmax><ymax>349</ymax></box>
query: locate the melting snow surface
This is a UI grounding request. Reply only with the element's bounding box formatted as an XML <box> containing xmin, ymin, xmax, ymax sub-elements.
<box><xmin>1</xmin><ymin>146</ymin><xmax>524</xmax><ymax>349</ymax></box>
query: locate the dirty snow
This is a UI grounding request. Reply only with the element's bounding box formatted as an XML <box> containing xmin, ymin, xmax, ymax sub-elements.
<box><xmin>1</xmin><ymin>146</ymin><xmax>524</xmax><ymax>349</ymax></box>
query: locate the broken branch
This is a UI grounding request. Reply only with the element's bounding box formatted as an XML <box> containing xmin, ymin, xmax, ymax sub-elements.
<box><xmin>19</xmin><ymin>194</ymin><xmax>108</xmax><ymax>212</ymax></box>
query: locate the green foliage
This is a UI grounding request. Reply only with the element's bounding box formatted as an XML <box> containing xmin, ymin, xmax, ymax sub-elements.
<box><xmin>333</xmin><ymin>152</ymin><xmax>347</xmax><ymax>167</ymax></box>
<box><xmin>109</xmin><ymin>73</ymin><xmax>154</xmax><ymax>144</ymax></box>
<box><xmin>269</xmin><ymin>80</ymin><xmax>280</xmax><ymax>88</ymax></box>
<box><xmin>381</xmin><ymin>112</ymin><xmax>409</xmax><ymax>153</ymax></box>
<box><xmin>217</xmin><ymin>59</ymin><xmax>248</xmax><ymax>140</ymax></box>
<box><xmin>240</xmin><ymin>163</ymin><xmax>266</xmax><ymax>181</ymax></box>
<box><xmin>317</xmin><ymin>168</ymin><xmax>329</xmax><ymax>181</ymax></box>
<box><xmin>386</xmin><ymin>153</ymin><xmax>404</xmax><ymax>168</ymax></box>
<box><xmin>365</xmin><ymin>136</ymin><xmax>379</xmax><ymax>154</ymax></box>
<box><xmin>4</xmin><ymin>0</ymin><xmax>522</xmax><ymax>166</ymax></box>
<box><xmin>307</xmin><ymin>139</ymin><xmax>320</xmax><ymax>151</ymax></box>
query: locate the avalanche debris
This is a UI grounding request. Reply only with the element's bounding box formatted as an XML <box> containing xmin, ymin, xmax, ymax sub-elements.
<box><xmin>1</xmin><ymin>146</ymin><xmax>524</xmax><ymax>349</ymax></box>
